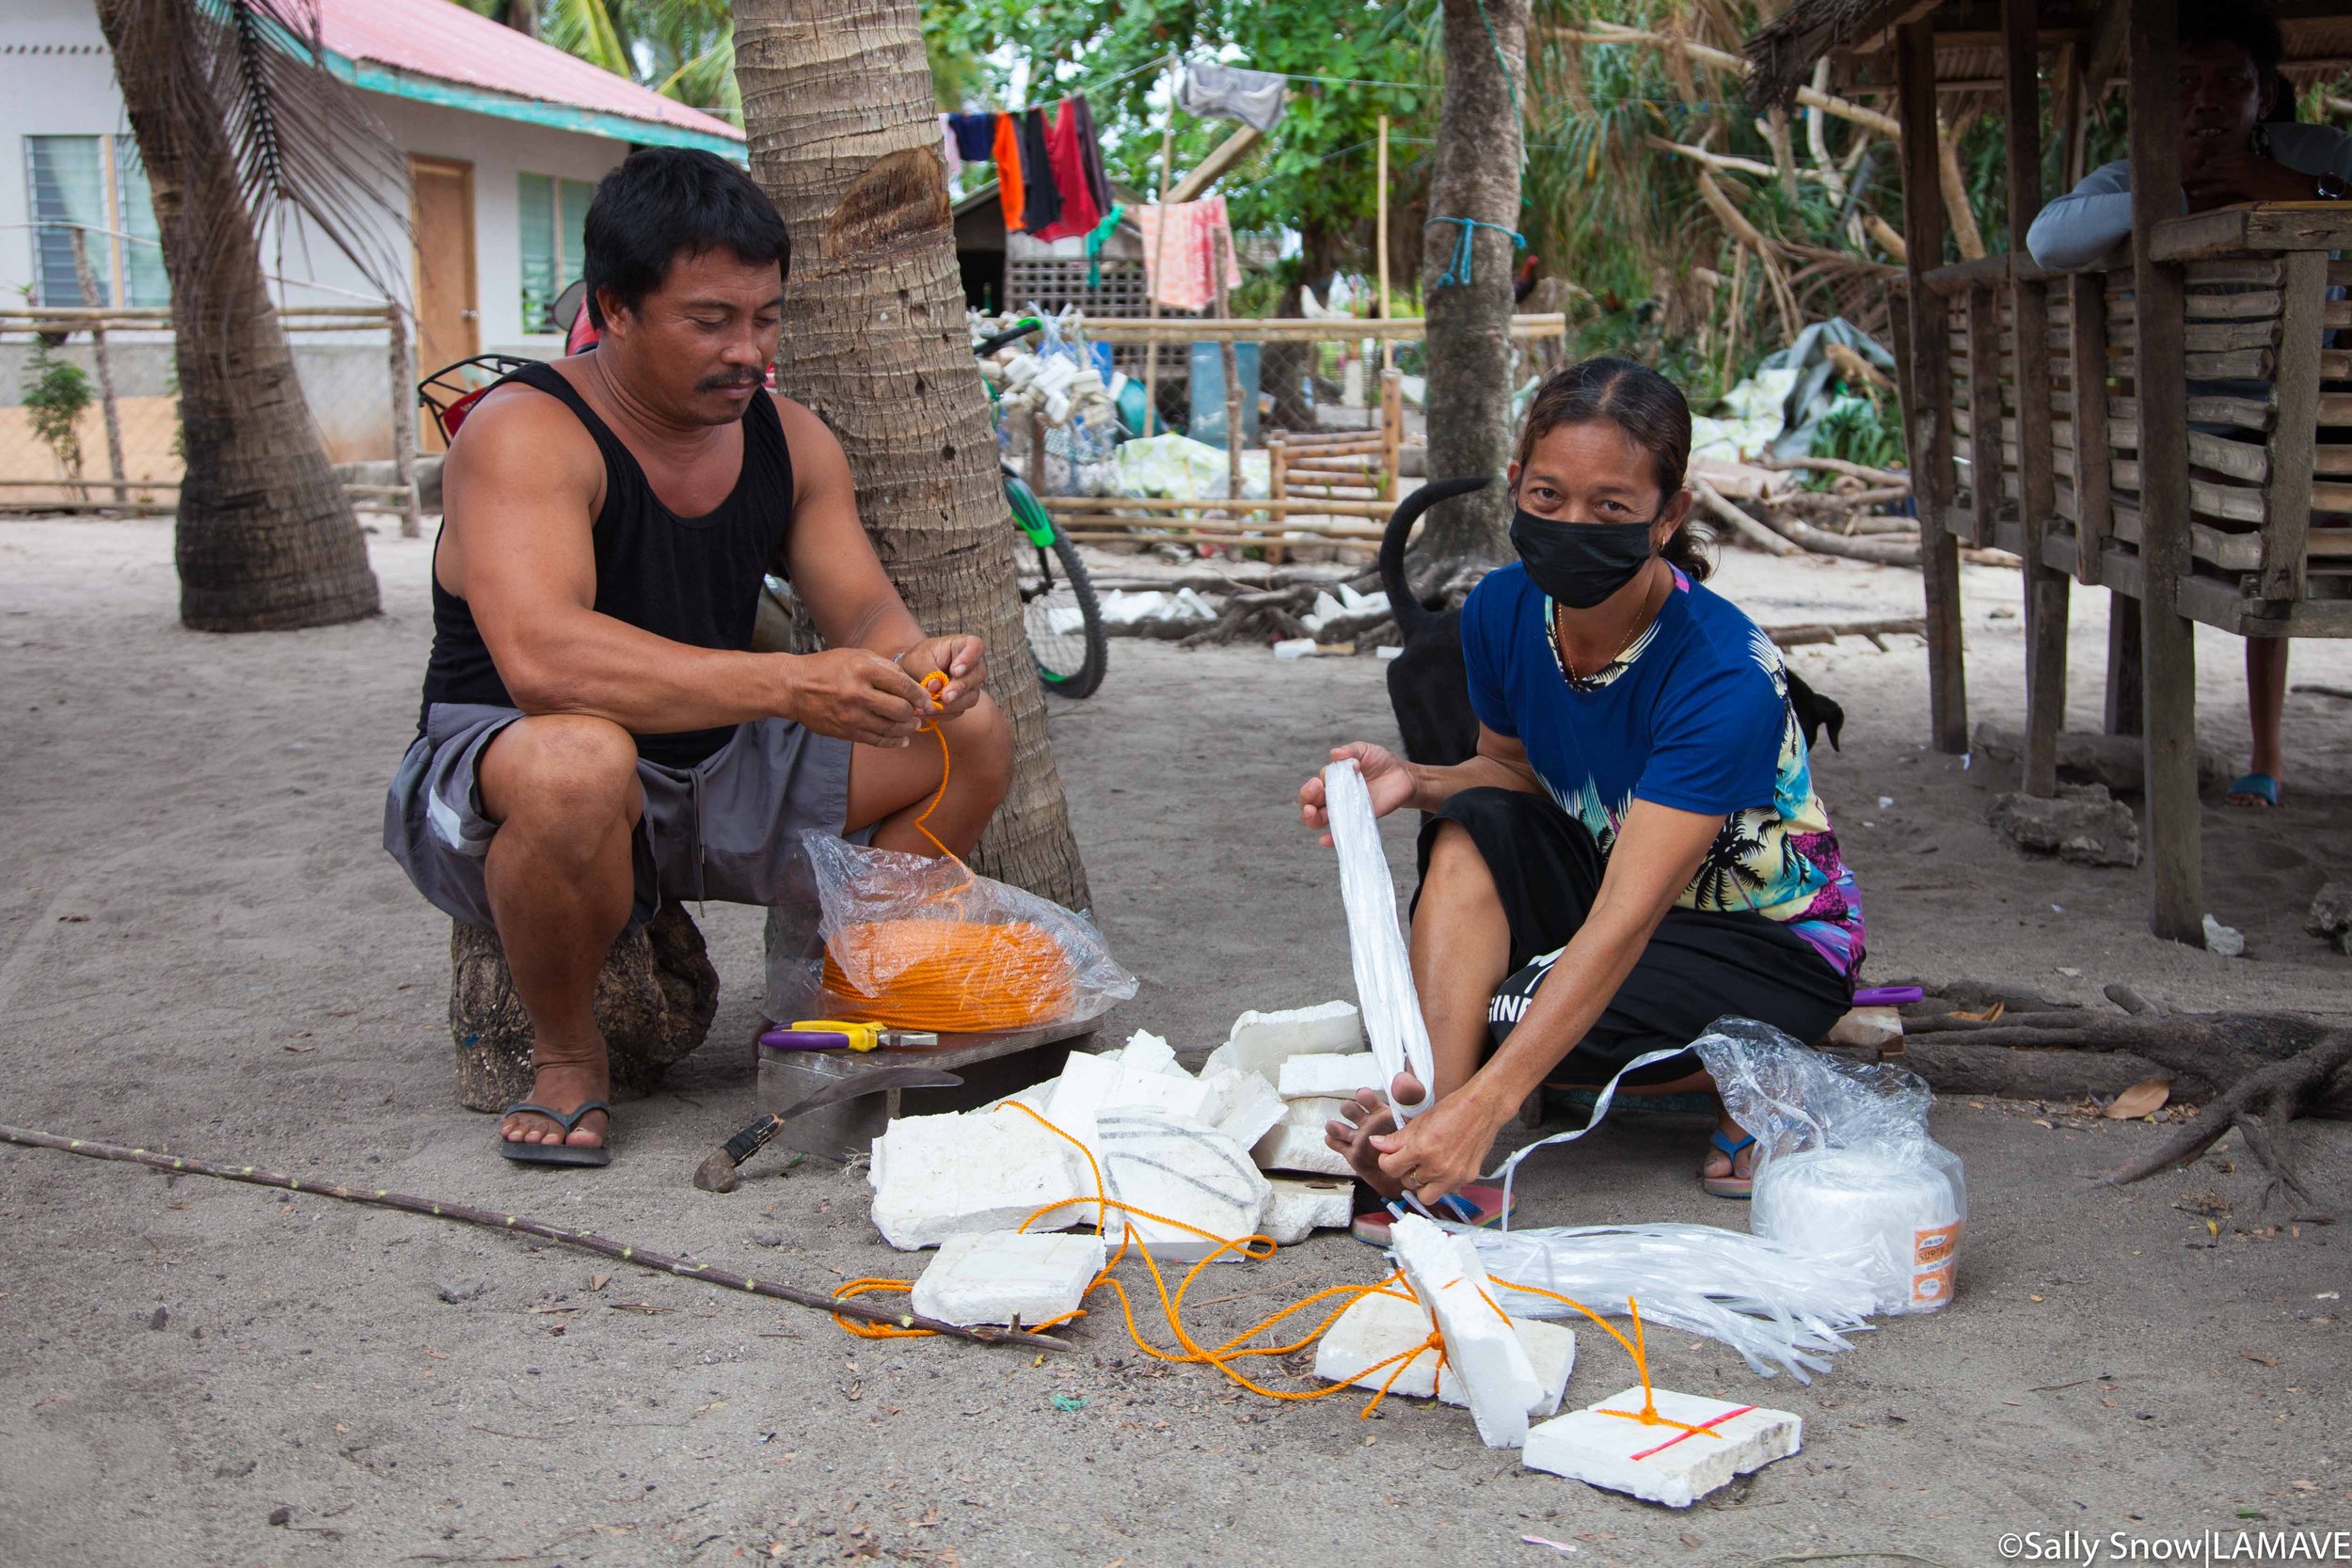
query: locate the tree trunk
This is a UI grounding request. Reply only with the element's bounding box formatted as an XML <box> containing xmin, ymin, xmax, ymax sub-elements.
<box><xmin>734</xmin><ymin>0</ymin><xmax>1089</xmax><ymax>911</ymax></box>
<box><xmin>1416</xmin><ymin>0</ymin><xmax>1530</xmax><ymax>567</ymax></box>
<box><xmin>93</xmin><ymin>0</ymin><xmax>380</xmax><ymax>632</ymax></box>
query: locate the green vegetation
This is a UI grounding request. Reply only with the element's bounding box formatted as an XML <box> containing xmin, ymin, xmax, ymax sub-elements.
<box><xmin>24</xmin><ymin>333</ymin><xmax>92</xmax><ymax>482</ymax></box>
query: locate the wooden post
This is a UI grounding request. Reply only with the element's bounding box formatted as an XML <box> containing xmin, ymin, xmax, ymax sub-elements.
<box><xmin>1377</xmin><ymin>114</ymin><xmax>1395</xmax><ymax>374</ymax></box>
<box><xmin>1266</xmin><ymin>429</ymin><xmax>1289</xmax><ymax>564</ymax></box>
<box><xmin>2006</xmin><ymin>0</ymin><xmax>2069</xmax><ymax>799</ymax></box>
<box><xmin>1964</xmin><ymin>283</ymin><xmax>2003</xmax><ymax>546</ymax></box>
<box><xmin>1142</xmin><ymin>57</ymin><xmax>1178</xmax><ymax>439</ymax></box>
<box><xmin>1213</xmin><ymin>225</ymin><xmax>1243</xmax><ymax>507</ymax></box>
<box><xmin>1898</xmin><ymin>18</ymin><xmax>1968</xmax><ymax>754</ymax></box>
<box><xmin>2068</xmin><ymin>270</ymin><xmax>2112</xmax><ymax>586</ymax></box>
<box><xmin>1027</xmin><ymin>405</ymin><xmax>1047</xmax><ymax>497</ymax></box>
<box><xmin>2126</xmin><ymin>0</ymin><xmax>2203</xmax><ymax>944</ymax></box>
<box><xmin>1378</xmin><ymin>367</ymin><xmax>1404</xmax><ymax>501</ymax></box>
<box><xmin>388</xmin><ymin>306</ymin><xmax>423</xmax><ymax>539</ymax></box>
<box><xmin>67</xmin><ymin>228</ymin><xmax>126</xmax><ymax>502</ymax></box>
<box><xmin>2263</xmin><ymin>249</ymin><xmax>2323</xmax><ymax>604</ymax></box>
<box><xmin>2105</xmin><ymin>610</ymin><xmax>2143</xmax><ymax>736</ymax></box>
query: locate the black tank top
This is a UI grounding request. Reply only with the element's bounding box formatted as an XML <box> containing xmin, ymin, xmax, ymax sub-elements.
<box><xmin>419</xmin><ymin>360</ymin><xmax>797</xmax><ymax>769</ymax></box>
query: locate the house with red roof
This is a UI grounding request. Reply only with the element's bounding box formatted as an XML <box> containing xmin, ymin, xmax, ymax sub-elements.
<box><xmin>2</xmin><ymin>0</ymin><xmax>741</xmax><ymax>456</ymax></box>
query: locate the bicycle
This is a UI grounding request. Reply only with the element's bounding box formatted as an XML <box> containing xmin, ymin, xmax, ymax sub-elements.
<box><xmin>973</xmin><ymin>316</ymin><xmax>1107</xmax><ymax>700</ymax></box>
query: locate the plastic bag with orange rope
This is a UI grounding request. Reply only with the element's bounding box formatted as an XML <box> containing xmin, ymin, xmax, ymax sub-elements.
<box><xmin>803</xmin><ymin>834</ymin><xmax>1135</xmax><ymax>1032</ymax></box>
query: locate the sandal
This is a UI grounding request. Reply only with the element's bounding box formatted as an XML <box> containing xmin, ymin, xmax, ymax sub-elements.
<box><xmin>497</xmin><ymin>1101</ymin><xmax>612</xmax><ymax>1167</ymax></box>
<box><xmin>1350</xmin><ymin>1183</ymin><xmax>1514</xmax><ymax>1246</ymax></box>
<box><xmin>1700</xmin><ymin>1129</ymin><xmax>1756</xmax><ymax>1199</ymax></box>
<box><xmin>2226</xmin><ymin>772</ymin><xmax>2280</xmax><ymax>808</ymax></box>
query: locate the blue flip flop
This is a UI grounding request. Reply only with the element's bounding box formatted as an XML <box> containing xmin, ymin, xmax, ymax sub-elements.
<box><xmin>1701</xmin><ymin>1129</ymin><xmax>1756</xmax><ymax>1199</ymax></box>
<box><xmin>498</xmin><ymin>1101</ymin><xmax>612</xmax><ymax>1167</ymax></box>
<box><xmin>2226</xmin><ymin>773</ymin><xmax>2280</xmax><ymax>808</ymax></box>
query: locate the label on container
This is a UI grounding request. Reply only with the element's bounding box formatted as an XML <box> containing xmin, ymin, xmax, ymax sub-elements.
<box><xmin>1911</xmin><ymin>1220</ymin><xmax>1963</xmax><ymax>1306</ymax></box>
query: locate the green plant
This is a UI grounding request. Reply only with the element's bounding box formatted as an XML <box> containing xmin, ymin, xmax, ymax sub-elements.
<box><xmin>1808</xmin><ymin>391</ymin><xmax>1902</xmax><ymax>477</ymax></box>
<box><xmin>23</xmin><ymin>335</ymin><xmax>92</xmax><ymax>481</ymax></box>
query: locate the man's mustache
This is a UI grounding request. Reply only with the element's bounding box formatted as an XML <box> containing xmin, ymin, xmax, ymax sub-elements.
<box><xmin>698</xmin><ymin>372</ymin><xmax>763</xmax><ymax>391</ymax></box>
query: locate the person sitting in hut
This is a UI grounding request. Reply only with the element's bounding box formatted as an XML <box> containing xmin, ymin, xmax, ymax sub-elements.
<box><xmin>385</xmin><ymin>148</ymin><xmax>1012</xmax><ymax>1166</ymax></box>
<box><xmin>1297</xmin><ymin>357</ymin><xmax>1864</xmax><ymax>1232</ymax></box>
<box><xmin>2026</xmin><ymin>0</ymin><xmax>2340</xmax><ymax>809</ymax></box>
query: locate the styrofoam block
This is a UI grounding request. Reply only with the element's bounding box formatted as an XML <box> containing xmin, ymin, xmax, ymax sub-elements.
<box><xmin>1522</xmin><ymin>1387</ymin><xmax>1803</xmax><ymax>1508</ymax></box>
<box><xmin>1204</xmin><ymin>1000</ymin><xmax>1362</xmax><ymax>1082</ymax></box>
<box><xmin>868</xmin><ymin>1112</ymin><xmax>1089</xmax><ymax>1251</ymax></box>
<box><xmin>1202</xmin><ymin>1069</ymin><xmax>1288</xmax><ymax>1153</ymax></box>
<box><xmin>1045</xmin><ymin>1049</ymin><xmax>1120</xmax><ymax>1139</ymax></box>
<box><xmin>1094</xmin><ymin>1109</ymin><xmax>1270</xmax><ymax>1263</ymax></box>
<box><xmin>1279</xmin><ymin>1052</ymin><xmax>1384</xmax><ymax>1100</ymax></box>
<box><xmin>1120</xmin><ymin>1030</ymin><xmax>1183</xmax><ymax>1078</ymax></box>
<box><xmin>1391</xmin><ymin>1214</ymin><xmax>1545</xmax><ymax>1448</ymax></box>
<box><xmin>1251</xmin><ymin>1119</ymin><xmax>1354</xmax><ymax>1177</ymax></box>
<box><xmin>1261</xmin><ymin>1177</ymin><xmax>1354</xmax><ymax>1244</ymax></box>
<box><xmin>1315</xmin><ymin>1288</ymin><xmax>1575</xmax><ymax>1414</ymax></box>
<box><xmin>909</xmin><ymin>1231</ymin><xmax>1106</xmax><ymax>1327</ymax></box>
<box><xmin>1108</xmin><ymin>1064</ymin><xmax>1215</xmax><ymax>1123</ymax></box>
<box><xmin>977</xmin><ymin>1076</ymin><xmax>1059</xmax><ymax>1114</ymax></box>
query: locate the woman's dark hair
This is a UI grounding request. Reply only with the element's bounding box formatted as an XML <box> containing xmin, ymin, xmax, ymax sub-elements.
<box><xmin>582</xmin><ymin>148</ymin><xmax>792</xmax><ymax>328</ymax></box>
<box><xmin>1512</xmin><ymin>356</ymin><xmax>1713</xmax><ymax>582</ymax></box>
<box><xmin>2182</xmin><ymin>0</ymin><xmax>2285</xmax><ymax>83</ymax></box>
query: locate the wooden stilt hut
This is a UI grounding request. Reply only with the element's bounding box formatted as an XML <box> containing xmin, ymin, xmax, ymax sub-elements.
<box><xmin>1746</xmin><ymin>0</ymin><xmax>2352</xmax><ymax>944</ymax></box>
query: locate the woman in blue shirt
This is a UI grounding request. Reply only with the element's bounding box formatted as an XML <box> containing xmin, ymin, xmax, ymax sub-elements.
<box><xmin>1298</xmin><ymin>358</ymin><xmax>1863</xmax><ymax>1218</ymax></box>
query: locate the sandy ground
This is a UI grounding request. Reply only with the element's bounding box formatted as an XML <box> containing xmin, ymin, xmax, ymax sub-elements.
<box><xmin>1</xmin><ymin>518</ymin><xmax>2347</xmax><ymax>1568</ymax></box>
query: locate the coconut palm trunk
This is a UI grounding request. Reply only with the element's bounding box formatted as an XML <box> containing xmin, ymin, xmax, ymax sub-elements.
<box><xmin>734</xmin><ymin>0</ymin><xmax>1089</xmax><ymax>911</ymax></box>
<box><xmin>1417</xmin><ymin>0</ymin><xmax>1531</xmax><ymax>567</ymax></box>
<box><xmin>94</xmin><ymin>0</ymin><xmax>380</xmax><ymax>631</ymax></box>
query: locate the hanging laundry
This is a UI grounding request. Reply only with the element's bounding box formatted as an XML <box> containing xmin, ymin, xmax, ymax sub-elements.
<box><xmin>1035</xmin><ymin>98</ymin><xmax>1104</xmax><ymax>243</ymax></box>
<box><xmin>946</xmin><ymin>111</ymin><xmax>997</xmax><ymax>165</ymax></box>
<box><xmin>1014</xmin><ymin>106</ymin><xmax>1064</xmax><ymax>235</ymax></box>
<box><xmin>1179</xmin><ymin>61</ymin><xmax>1286</xmax><ymax>134</ymax></box>
<box><xmin>1134</xmin><ymin>196</ymin><xmax>1244</xmax><ymax>313</ymax></box>
<box><xmin>991</xmin><ymin>111</ymin><xmax>1025</xmax><ymax>231</ymax></box>
<box><xmin>937</xmin><ymin>114</ymin><xmax>961</xmax><ymax>178</ymax></box>
<box><xmin>1069</xmin><ymin>96</ymin><xmax>1114</xmax><ymax>216</ymax></box>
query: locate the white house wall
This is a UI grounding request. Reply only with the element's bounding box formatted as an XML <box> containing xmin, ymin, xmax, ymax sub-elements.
<box><xmin>1</xmin><ymin>0</ymin><xmax>645</xmax><ymax>469</ymax></box>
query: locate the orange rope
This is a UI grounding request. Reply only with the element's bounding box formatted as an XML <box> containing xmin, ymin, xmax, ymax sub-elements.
<box><xmin>817</xmin><ymin>673</ymin><xmax>1074</xmax><ymax>1032</ymax></box>
<box><xmin>833</xmin><ymin>1099</ymin><xmax>1690</xmax><ymax>1436</ymax></box>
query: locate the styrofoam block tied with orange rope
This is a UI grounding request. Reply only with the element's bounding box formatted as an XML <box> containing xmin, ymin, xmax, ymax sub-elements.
<box><xmin>1523</xmin><ymin>1387</ymin><xmax>1803</xmax><ymax>1508</ymax></box>
<box><xmin>1313</xmin><ymin>1285</ymin><xmax>1577</xmax><ymax>1414</ymax></box>
<box><xmin>1390</xmin><ymin>1212</ymin><xmax>1548</xmax><ymax>1448</ymax></box>
<box><xmin>910</xmin><ymin>1231</ymin><xmax>1107</xmax><ymax>1328</ymax></box>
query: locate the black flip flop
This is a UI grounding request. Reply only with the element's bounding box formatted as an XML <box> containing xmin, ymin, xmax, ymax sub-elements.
<box><xmin>498</xmin><ymin>1101</ymin><xmax>613</xmax><ymax>1167</ymax></box>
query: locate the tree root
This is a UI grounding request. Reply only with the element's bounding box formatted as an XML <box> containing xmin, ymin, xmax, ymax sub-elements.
<box><xmin>2097</xmin><ymin>1031</ymin><xmax>2352</xmax><ymax>1221</ymax></box>
<box><xmin>1891</xmin><ymin>980</ymin><xmax>2352</xmax><ymax>1221</ymax></box>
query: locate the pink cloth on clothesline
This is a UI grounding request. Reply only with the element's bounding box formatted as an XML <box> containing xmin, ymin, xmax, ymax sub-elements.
<box><xmin>1134</xmin><ymin>197</ymin><xmax>1244</xmax><ymax>314</ymax></box>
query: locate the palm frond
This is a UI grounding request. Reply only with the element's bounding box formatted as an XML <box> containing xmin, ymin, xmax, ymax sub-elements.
<box><xmin>196</xmin><ymin>0</ymin><xmax>410</xmax><ymax>304</ymax></box>
<box><xmin>653</xmin><ymin>24</ymin><xmax>739</xmax><ymax>123</ymax></box>
<box><xmin>540</xmin><ymin>0</ymin><xmax>630</xmax><ymax>76</ymax></box>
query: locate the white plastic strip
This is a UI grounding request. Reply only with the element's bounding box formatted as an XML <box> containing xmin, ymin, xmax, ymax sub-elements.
<box><xmin>1485</xmin><ymin>1045</ymin><xmax>1692</xmax><ymax>1229</ymax></box>
<box><xmin>1322</xmin><ymin>759</ymin><xmax>1437</xmax><ymax>1120</ymax></box>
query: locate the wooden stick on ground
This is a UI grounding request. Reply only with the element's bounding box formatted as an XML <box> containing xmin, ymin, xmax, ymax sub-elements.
<box><xmin>0</xmin><ymin>1124</ymin><xmax>1073</xmax><ymax>1353</ymax></box>
<box><xmin>1691</xmin><ymin>479</ymin><xmax>1801</xmax><ymax>557</ymax></box>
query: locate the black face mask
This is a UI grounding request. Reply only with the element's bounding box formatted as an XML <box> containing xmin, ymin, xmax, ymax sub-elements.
<box><xmin>1509</xmin><ymin>507</ymin><xmax>1657</xmax><ymax>610</ymax></box>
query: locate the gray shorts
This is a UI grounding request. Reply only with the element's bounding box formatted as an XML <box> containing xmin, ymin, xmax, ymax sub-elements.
<box><xmin>383</xmin><ymin>702</ymin><xmax>856</xmax><ymax>931</ymax></box>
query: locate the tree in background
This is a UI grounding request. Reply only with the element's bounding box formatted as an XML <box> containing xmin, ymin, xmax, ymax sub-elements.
<box><xmin>735</xmin><ymin>0</ymin><xmax>1091</xmax><ymax>910</ymax></box>
<box><xmin>94</xmin><ymin>0</ymin><xmax>395</xmax><ymax>631</ymax></box>
<box><xmin>461</xmin><ymin>0</ymin><xmax>739</xmax><ymax>121</ymax></box>
<box><xmin>1414</xmin><ymin>0</ymin><xmax>1528</xmax><ymax>566</ymax></box>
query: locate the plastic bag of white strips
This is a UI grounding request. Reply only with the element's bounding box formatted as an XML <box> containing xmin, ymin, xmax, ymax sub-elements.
<box><xmin>1692</xmin><ymin>1016</ymin><xmax>1967</xmax><ymax>1315</ymax></box>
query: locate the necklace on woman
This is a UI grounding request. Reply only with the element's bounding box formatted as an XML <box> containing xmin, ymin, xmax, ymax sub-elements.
<box><xmin>1552</xmin><ymin>565</ymin><xmax>1665</xmax><ymax>689</ymax></box>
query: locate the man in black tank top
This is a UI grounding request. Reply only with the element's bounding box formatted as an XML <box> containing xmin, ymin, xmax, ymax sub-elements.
<box><xmin>384</xmin><ymin>149</ymin><xmax>1013</xmax><ymax>1165</ymax></box>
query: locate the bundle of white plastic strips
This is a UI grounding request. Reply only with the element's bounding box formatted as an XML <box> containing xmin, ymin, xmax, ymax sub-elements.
<box><xmin>1471</xmin><ymin>1223</ymin><xmax>1878</xmax><ymax>1383</ymax></box>
<box><xmin>1692</xmin><ymin>1016</ymin><xmax>1967</xmax><ymax>1316</ymax></box>
<box><xmin>1322</xmin><ymin>758</ymin><xmax>1437</xmax><ymax>1118</ymax></box>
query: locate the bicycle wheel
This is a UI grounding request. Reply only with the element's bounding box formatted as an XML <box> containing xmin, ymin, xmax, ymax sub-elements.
<box><xmin>1008</xmin><ymin>481</ymin><xmax>1107</xmax><ymax>699</ymax></box>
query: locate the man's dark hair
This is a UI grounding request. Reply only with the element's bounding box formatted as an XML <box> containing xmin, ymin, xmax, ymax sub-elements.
<box><xmin>1513</xmin><ymin>356</ymin><xmax>1714</xmax><ymax>581</ymax></box>
<box><xmin>2181</xmin><ymin>0</ymin><xmax>2286</xmax><ymax>81</ymax></box>
<box><xmin>581</xmin><ymin>147</ymin><xmax>791</xmax><ymax>328</ymax></box>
